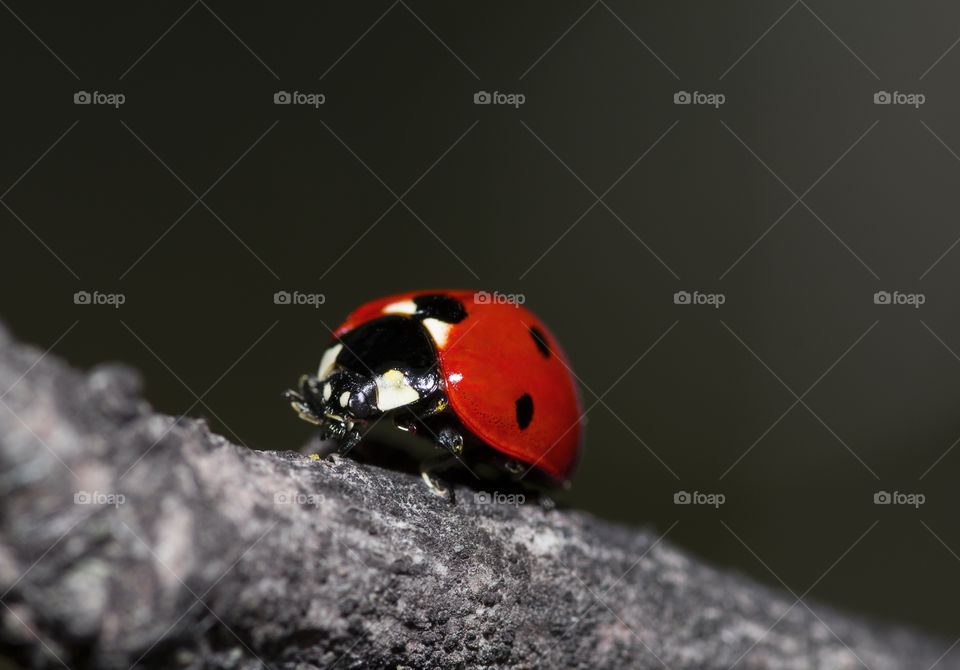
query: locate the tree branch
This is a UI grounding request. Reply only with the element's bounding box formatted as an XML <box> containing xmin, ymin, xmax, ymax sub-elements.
<box><xmin>0</xmin><ymin>322</ymin><xmax>953</xmax><ymax>669</ymax></box>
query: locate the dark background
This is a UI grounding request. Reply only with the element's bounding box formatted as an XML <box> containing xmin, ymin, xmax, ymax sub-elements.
<box><xmin>2</xmin><ymin>0</ymin><xmax>960</xmax><ymax>643</ymax></box>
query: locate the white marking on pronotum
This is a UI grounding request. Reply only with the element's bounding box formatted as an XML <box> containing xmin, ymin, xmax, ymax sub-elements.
<box><xmin>322</xmin><ymin>382</ymin><xmax>332</xmax><ymax>400</ymax></box>
<box><xmin>317</xmin><ymin>343</ymin><xmax>343</xmax><ymax>381</ymax></box>
<box><xmin>422</xmin><ymin>318</ymin><xmax>452</xmax><ymax>348</ymax></box>
<box><xmin>375</xmin><ymin>369</ymin><xmax>420</xmax><ymax>411</ymax></box>
<box><xmin>339</xmin><ymin>391</ymin><xmax>351</xmax><ymax>408</ymax></box>
<box><xmin>383</xmin><ymin>299</ymin><xmax>417</xmax><ymax>315</ymax></box>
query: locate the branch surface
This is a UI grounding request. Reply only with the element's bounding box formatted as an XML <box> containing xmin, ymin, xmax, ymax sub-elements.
<box><xmin>0</xmin><ymin>323</ymin><xmax>951</xmax><ymax>669</ymax></box>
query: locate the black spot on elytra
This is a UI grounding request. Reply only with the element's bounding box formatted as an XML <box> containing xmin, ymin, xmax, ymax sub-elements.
<box><xmin>413</xmin><ymin>294</ymin><xmax>467</xmax><ymax>324</ymax></box>
<box><xmin>529</xmin><ymin>326</ymin><xmax>551</xmax><ymax>358</ymax></box>
<box><xmin>515</xmin><ymin>393</ymin><xmax>533</xmax><ymax>430</ymax></box>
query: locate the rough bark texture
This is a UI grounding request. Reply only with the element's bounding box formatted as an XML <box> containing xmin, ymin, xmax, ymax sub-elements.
<box><xmin>0</xmin><ymin>321</ymin><xmax>954</xmax><ymax>670</ymax></box>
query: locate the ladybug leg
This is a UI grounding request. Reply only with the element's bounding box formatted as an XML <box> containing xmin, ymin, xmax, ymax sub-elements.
<box><xmin>419</xmin><ymin>424</ymin><xmax>465</xmax><ymax>503</ymax></box>
<box><xmin>436</xmin><ymin>425</ymin><xmax>464</xmax><ymax>456</ymax></box>
<box><xmin>283</xmin><ymin>374</ymin><xmax>327</xmax><ymax>425</ymax></box>
<box><xmin>393</xmin><ymin>413</ymin><xmax>418</xmax><ymax>434</ymax></box>
<box><xmin>282</xmin><ymin>388</ymin><xmax>321</xmax><ymax>425</ymax></box>
<box><xmin>339</xmin><ymin>426</ymin><xmax>362</xmax><ymax>454</ymax></box>
<box><xmin>419</xmin><ymin>454</ymin><xmax>459</xmax><ymax>503</ymax></box>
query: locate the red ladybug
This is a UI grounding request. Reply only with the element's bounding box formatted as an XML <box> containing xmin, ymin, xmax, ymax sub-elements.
<box><xmin>283</xmin><ymin>290</ymin><xmax>583</xmax><ymax>493</ymax></box>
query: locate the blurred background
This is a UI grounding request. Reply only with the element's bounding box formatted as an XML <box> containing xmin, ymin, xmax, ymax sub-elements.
<box><xmin>2</xmin><ymin>0</ymin><xmax>960</xmax><ymax>642</ymax></box>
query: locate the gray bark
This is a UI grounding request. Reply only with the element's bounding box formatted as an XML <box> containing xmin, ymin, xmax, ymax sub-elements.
<box><xmin>0</xmin><ymin>321</ymin><xmax>952</xmax><ymax>670</ymax></box>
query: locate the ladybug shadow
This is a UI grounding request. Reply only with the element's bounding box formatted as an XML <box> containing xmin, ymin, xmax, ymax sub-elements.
<box><xmin>303</xmin><ymin>431</ymin><xmax>559</xmax><ymax>507</ymax></box>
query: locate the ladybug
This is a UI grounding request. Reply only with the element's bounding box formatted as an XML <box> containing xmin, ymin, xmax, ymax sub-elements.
<box><xmin>283</xmin><ymin>290</ymin><xmax>583</xmax><ymax>494</ymax></box>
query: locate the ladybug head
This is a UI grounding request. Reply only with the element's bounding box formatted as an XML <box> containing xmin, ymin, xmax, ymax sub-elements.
<box><xmin>315</xmin><ymin>368</ymin><xmax>379</xmax><ymax>420</ymax></box>
<box><xmin>283</xmin><ymin>368</ymin><xmax>381</xmax><ymax>447</ymax></box>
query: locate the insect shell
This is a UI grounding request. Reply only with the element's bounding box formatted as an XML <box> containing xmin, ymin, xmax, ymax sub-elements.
<box><xmin>283</xmin><ymin>290</ymin><xmax>583</xmax><ymax>492</ymax></box>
